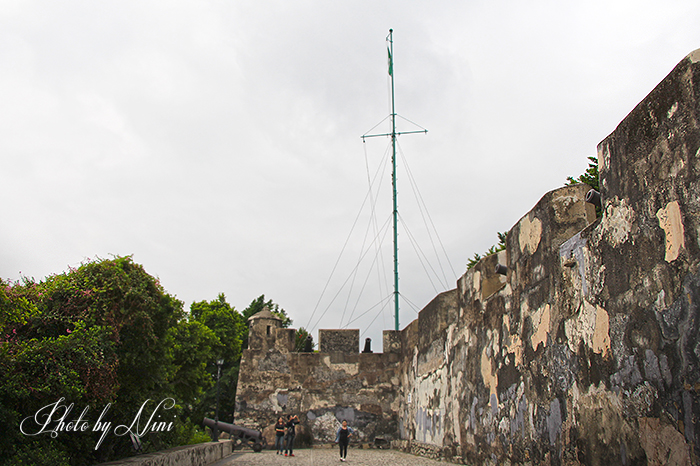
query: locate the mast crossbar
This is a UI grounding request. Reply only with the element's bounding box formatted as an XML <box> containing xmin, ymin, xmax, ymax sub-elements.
<box><xmin>361</xmin><ymin>129</ymin><xmax>428</xmax><ymax>140</ymax></box>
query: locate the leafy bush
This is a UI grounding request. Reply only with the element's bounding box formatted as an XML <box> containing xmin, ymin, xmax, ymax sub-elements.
<box><xmin>0</xmin><ymin>257</ymin><xmax>185</xmax><ymax>465</ymax></box>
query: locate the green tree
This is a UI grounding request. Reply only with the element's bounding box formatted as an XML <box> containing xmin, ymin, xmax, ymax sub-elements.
<box><xmin>241</xmin><ymin>294</ymin><xmax>292</xmax><ymax>327</ymax></box>
<box><xmin>2</xmin><ymin>262</ymin><xmax>301</xmax><ymax>464</ymax></box>
<box><xmin>188</xmin><ymin>294</ymin><xmax>246</xmax><ymax>424</ymax></box>
<box><xmin>165</xmin><ymin>320</ymin><xmax>219</xmax><ymax>405</ymax></box>
<box><xmin>0</xmin><ymin>257</ymin><xmax>192</xmax><ymax>465</ymax></box>
<box><xmin>239</xmin><ymin>294</ymin><xmax>291</xmax><ymax>356</ymax></box>
<box><xmin>191</xmin><ymin>293</ymin><xmax>246</xmax><ymax>364</ymax></box>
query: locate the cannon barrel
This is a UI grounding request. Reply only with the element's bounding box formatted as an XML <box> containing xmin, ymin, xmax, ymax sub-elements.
<box><xmin>203</xmin><ymin>418</ymin><xmax>262</xmax><ymax>439</ymax></box>
<box><xmin>203</xmin><ymin>417</ymin><xmax>265</xmax><ymax>452</ymax></box>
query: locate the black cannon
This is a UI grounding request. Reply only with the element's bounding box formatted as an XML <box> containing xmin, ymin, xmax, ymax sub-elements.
<box><xmin>203</xmin><ymin>417</ymin><xmax>267</xmax><ymax>452</ymax></box>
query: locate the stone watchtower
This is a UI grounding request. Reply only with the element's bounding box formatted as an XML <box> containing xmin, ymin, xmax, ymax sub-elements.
<box><xmin>246</xmin><ymin>307</ymin><xmax>283</xmax><ymax>352</ymax></box>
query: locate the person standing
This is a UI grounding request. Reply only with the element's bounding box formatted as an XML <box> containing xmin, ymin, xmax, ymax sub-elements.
<box><xmin>274</xmin><ymin>417</ymin><xmax>286</xmax><ymax>454</ymax></box>
<box><xmin>335</xmin><ymin>420</ymin><xmax>354</xmax><ymax>462</ymax></box>
<box><xmin>284</xmin><ymin>414</ymin><xmax>300</xmax><ymax>457</ymax></box>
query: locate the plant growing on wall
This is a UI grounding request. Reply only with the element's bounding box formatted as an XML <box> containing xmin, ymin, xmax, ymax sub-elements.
<box><xmin>566</xmin><ymin>156</ymin><xmax>599</xmax><ymax>192</ymax></box>
<box><xmin>466</xmin><ymin>155</ymin><xmax>601</xmax><ymax>271</ymax></box>
<box><xmin>293</xmin><ymin>327</ymin><xmax>315</xmax><ymax>352</ymax></box>
<box><xmin>466</xmin><ymin>231</ymin><xmax>508</xmax><ymax>270</ymax></box>
<box><xmin>566</xmin><ymin>155</ymin><xmax>601</xmax><ymax>217</ymax></box>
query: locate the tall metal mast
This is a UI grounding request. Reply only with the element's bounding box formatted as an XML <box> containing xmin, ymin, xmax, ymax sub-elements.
<box><xmin>362</xmin><ymin>29</ymin><xmax>427</xmax><ymax>331</ymax></box>
<box><xmin>388</xmin><ymin>29</ymin><xmax>399</xmax><ymax>333</ymax></box>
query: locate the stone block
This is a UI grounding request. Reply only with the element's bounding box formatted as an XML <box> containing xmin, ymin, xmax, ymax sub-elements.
<box><xmin>383</xmin><ymin>330</ymin><xmax>401</xmax><ymax>354</ymax></box>
<box><xmin>319</xmin><ymin>329</ymin><xmax>359</xmax><ymax>353</ymax></box>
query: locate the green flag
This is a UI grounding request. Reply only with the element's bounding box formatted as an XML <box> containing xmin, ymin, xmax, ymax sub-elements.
<box><xmin>387</xmin><ymin>47</ymin><xmax>393</xmax><ymax>76</ymax></box>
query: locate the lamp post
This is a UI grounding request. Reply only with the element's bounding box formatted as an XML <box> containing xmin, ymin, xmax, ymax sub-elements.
<box><xmin>214</xmin><ymin>358</ymin><xmax>224</xmax><ymax>441</ymax></box>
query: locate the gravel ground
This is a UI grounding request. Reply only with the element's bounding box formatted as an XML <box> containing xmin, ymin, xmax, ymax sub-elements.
<box><xmin>209</xmin><ymin>448</ymin><xmax>450</xmax><ymax>466</ymax></box>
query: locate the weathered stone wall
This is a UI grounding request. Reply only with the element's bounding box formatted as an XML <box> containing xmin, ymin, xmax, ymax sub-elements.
<box><xmin>395</xmin><ymin>184</ymin><xmax>597</xmax><ymax>464</ymax></box>
<box><xmin>395</xmin><ymin>49</ymin><xmax>700</xmax><ymax>465</ymax></box>
<box><xmin>235</xmin><ymin>49</ymin><xmax>700</xmax><ymax>464</ymax></box>
<box><xmin>234</xmin><ymin>332</ymin><xmax>401</xmax><ymax>447</ymax></box>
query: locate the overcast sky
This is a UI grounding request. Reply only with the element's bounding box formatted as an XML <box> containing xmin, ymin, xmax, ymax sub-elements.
<box><xmin>1</xmin><ymin>1</ymin><xmax>699</xmax><ymax>348</ymax></box>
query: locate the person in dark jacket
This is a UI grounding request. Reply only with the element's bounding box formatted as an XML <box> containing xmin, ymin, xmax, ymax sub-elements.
<box><xmin>284</xmin><ymin>414</ymin><xmax>300</xmax><ymax>457</ymax></box>
<box><xmin>335</xmin><ymin>420</ymin><xmax>354</xmax><ymax>462</ymax></box>
<box><xmin>274</xmin><ymin>417</ymin><xmax>286</xmax><ymax>454</ymax></box>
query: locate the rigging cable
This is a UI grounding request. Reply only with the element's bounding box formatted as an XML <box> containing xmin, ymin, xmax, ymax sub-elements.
<box><xmin>399</xmin><ymin>293</ymin><xmax>422</xmax><ymax>316</ymax></box>
<box><xmin>343</xmin><ymin>141</ymin><xmax>393</xmax><ymax>328</ymax></box>
<box><xmin>365</xmin><ymin>139</ymin><xmax>391</xmax><ymax>331</ymax></box>
<box><xmin>309</xmin><ymin>214</ymin><xmax>393</xmax><ymax>334</ymax></box>
<box><xmin>396</xmin><ymin>114</ymin><xmax>428</xmax><ymax>133</ymax></box>
<box><xmin>305</xmin><ymin>164</ymin><xmax>387</xmax><ymax>332</ymax></box>
<box><xmin>398</xmin><ymin>212</ymin><xmax>443</xmax><ymax>294</ymax></box>
<box><xmin>340</xmin><ymin>141</ymin><xmax>392</xmax><ymax>328</ymax></box>
<box><xmin>397</xmin><ymin>140</ymin><xmax>457</xmax><ymax>283</ymax></box>
<box><xmin>345</xmin><ymin>293</ymin><xmax>393</xmax><ymax>329</ymax></box>
<box><xmin>359</xmin><ymin>296</ymin><xmax>394</xmax><ymax>339</ymax></box>
<box><xmin>344</xmin><ymin>225</ymin><xmax>395</xmax><ymax>329</ymax></box>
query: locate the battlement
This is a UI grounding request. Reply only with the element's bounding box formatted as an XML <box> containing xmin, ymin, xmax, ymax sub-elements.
<box><xmin>246</xmin><ymin>311</ymin><xmax>398</xmax><ymax>355</ymax></box>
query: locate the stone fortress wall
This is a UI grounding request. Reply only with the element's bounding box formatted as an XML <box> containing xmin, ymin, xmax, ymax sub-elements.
<box><xmin>234</xmin><ymin>310</ymin><xmax>403</xmax><ymax>446</ymax></box>
<box><xmin>234</xmin><ymin>49</ymin><xmax>700</xmax><ymax>465</ymax></box>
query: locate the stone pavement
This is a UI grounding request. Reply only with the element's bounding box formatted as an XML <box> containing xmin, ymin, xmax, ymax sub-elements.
<box><xmin>208</xmin><ymin>448</ymin><xmax>450</xmax><ymax>466</ymax></box>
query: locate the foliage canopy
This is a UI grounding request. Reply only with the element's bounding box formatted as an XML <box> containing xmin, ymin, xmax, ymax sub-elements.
<box><xmin>0</xmin><ymin>257</ymin><xmax>252</xmax><ymax>465</ymax></box>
